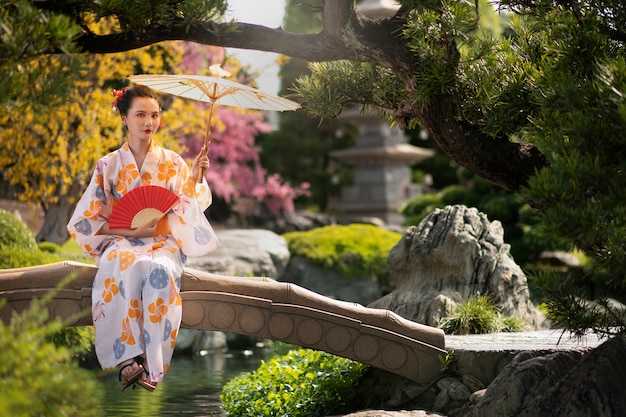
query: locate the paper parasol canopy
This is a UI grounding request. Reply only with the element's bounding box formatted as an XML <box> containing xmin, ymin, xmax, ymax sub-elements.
<box><xmin>128</xmin><ymin>66</ymin><xmax>301</xmax><ymax>182</ymax></box>
<box><xmin>109</xmin><ymin>186</ymin><xmax>179</xmax><ymax>230</ymax></box>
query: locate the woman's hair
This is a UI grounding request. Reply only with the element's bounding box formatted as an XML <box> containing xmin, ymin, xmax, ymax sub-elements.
<box><xmin>115</xmin><ymin>85</ymin><xmax>162</xmax><ymax>116</ymax></box>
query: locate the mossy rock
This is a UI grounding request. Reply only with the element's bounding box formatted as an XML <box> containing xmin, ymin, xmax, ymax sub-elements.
<box><xmin>283</xmin><ymin>224</ymin><xmax>401</xmax><ymax>289</ymax></box>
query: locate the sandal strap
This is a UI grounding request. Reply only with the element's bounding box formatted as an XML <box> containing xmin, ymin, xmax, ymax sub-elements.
<box><xmin>118</xmin><ymin>363</ymin><xmax>135</xmax><ymax>381</ymax></box>
<box><xmin>119</xmin><ymin>362</ymin><xmax>145</xmax><ymax>391</ymax></box>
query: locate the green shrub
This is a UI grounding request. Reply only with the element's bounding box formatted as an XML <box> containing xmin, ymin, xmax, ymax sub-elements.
<box><xmin>472</xmin><ymin>175</ymin><xmax>497</xmax><ymax>194</ymax></box>
<box><xmin>38</xmin><ymin>241</ymin><xmax>61</xmax><ymax>253</ymax></box>
<box><xmin>0</xmin><ymin>245</ymin><xmax>62</xmax><ymax>269</ymax></box>
<box><xmin>478</xmin><ymin>194</ymin><xmax>524</xmax><ymax>225</ymax></box>
<box><xmin>0</xmin><ymin>209</ymin><xmax>37</xmax><ymax>250</ymax></box>
<box><xmin>0</xmin><ymin>299</ymin><xmax>103</xmax><ymax>417</ymax></box>
<box><xmin>0</xmin><ymin>210</ymin><xmax>94</xmax><ymax>361</ymax></box>
<box><xmin>438</xmin><ymin>350</ymin><xmax>459</xmax><ymax>377</ymax></box>
<box><xmin>283</xmin><ymin>224</ymin><xmax>401</xmax><ymax>288</ymax></box>
<box><xmin>517</xmin><ymin>203</ymin><xmax>542</xmax><ymax>226</ymax></box>
<box><xmin>400</xmin><ymin>193</ymin><xmax>443</xmax><ymax>226</ymax></box>
<box><xmin>441</xmin><ymin>184</ymin><xmax>479</xmax><ymax>207</ymax></box>
<box><xmin>0</xmin><ymin>209</ymin><xmax>64</xmax><ymax>268</ymax></box>
<box><xmin>221</xmin><ymin>348</ymin><xmax>368</xmax><ymax>417</ymax></box>
<box><xmin>439</xmin><ymin>295</ymin><xmax>529</xmax><ymax>335</ymax></box>
<box><xmin>47</xmin><ymin>325</ymin><xmax>95</xmax><ymax>361</ymax></box>
<box><xmin>500</xmin><ymin>315</ymin><xmax>530</xmax><ymax>333</ymax></box>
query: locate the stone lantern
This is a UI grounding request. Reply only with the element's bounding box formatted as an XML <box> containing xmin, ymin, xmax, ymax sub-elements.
<box><xmin>331</xmin><ymin>109</ymin><xmax>433</xmax><ymax>225</ymax></box>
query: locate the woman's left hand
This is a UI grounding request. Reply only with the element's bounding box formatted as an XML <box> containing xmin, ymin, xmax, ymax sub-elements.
<box><xmin>192</xmin><ymin>145</ymin><xmax>210</xmax><ymax>181</ymax></box>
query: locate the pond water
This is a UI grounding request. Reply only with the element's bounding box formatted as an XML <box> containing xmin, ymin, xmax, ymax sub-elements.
<box><xmin>93</xmin><ymin>348</ymin><xmax>268</xmax><ymax>417</ymax></box>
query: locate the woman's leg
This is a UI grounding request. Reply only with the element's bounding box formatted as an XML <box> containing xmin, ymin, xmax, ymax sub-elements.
<box><xmin>140</xmin><ymin>249</ymin><xmax>183</xmax><ymax>383</ymax></box>
<box><xmin>92</xmin><ymin>239</ymin><xmax>149</xmax><ymax>370</ymax></box>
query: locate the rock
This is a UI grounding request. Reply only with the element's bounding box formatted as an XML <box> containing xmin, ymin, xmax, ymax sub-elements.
<box><xmin>453</xmin><ymin>335</ymin><xmax>626</xmax><ymax>417</ymax></box>
<box><xmin>518</xmin><ymin>334</ymin><xmax>626</xmax><ymax>417</ymax></box>
<box><xmin>252</xmin><ymin>207</ymin><xmax>336</xmax><ymax>234</ymax></box>
<box><xmin>451</xmin><ymin>351</ymin><xmax>576</xmax><ymax>417</ymax></box>
<box><xmin>433</xmin><ymin>377</ymin><xmax>472</xmax><ymax>413</ymax></box>
<box><xmin>280</xmin><ymin>255</ymin><xmax>382</xmax><ymax>305</ymax></box>
<box><xmin>349</xmin><ymin>216</ymin><xmax>388</xmax><ymax>228</ymax></box>
<box><xmin>468</xmin><ymin>389</ymin><xmax>486</xmax><ymax>404</ymax></box>
<box><xmin>328</xmin><ymin>411</ymin><xmax>446</xmax><ymax>417</ymax></box>
<box><xmin>461</xmin><ymin>374</ymin><xmax>484</xmax><ymax>393</ymax></box>
<box><xmin>446</xmin><ymin>329</ymin><xmax>600</xmax><ymax>387</ymax></box>
<box><xmin>174</xmin><ymin>328</ymin><xmax>227</xmax><ymax>354</ymax></box>
<box><xmin>447</xmin><ymin>382</ymin><xmax>471</xmax><ymax>402</ymax></box>
<box><xmin>186</xmin><ymin>229</ymin><xmax>290</xmax><ymax>279</ymax></box>
<box><xmin>539</xmin><ymin>250</ymin><xmax>580</xmax><ymax>266</ymax></box>
<box><xmin>432</xmin><ymin>390</ymin><xmax>450</xmax><ymax>413</ymax></box>
<box><xmin>369</xmin><ymin>205</ymin><xmax>546</xmax><ymax>330</ymax></box>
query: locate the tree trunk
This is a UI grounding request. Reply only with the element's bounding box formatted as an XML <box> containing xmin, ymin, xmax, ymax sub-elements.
<box><xmin>36</xmin><ymin>197</ymin><xmax>75</xmax><ymax>244</ymax></box>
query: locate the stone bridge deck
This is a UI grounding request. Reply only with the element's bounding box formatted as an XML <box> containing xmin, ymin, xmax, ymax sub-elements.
<box><xmin>0</xmin><ymin>261</ymin><xmax>446</xmax><ymax>384</ymax></box>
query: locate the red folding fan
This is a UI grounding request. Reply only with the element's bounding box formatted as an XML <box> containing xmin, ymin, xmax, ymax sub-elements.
<box><xmin>109</xmin><ymin>185</ymin><xmax>179</xmax><ymax>229</ymax></box>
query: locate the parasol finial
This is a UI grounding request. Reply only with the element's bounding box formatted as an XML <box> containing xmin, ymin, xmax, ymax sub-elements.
<box><xmin>209</xmin><ymin>64</ymin><xmax>231</xmax><ymax>79</ymax></box>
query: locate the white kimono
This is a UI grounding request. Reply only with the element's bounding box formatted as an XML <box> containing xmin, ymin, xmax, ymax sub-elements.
<box><xmin>67</xmin><ymin>141</ymin><xmax>219</xmax><ymax>382</ymax></box>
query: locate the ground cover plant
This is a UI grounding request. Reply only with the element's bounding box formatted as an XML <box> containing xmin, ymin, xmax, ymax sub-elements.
<box><xmin>439</xmin><ymin>295</ymin><xmax>529</xmax><ymax>335</ymax></box>
<box><xmin>221</xmin><ymin>348</ymin><xmax>368</xmax><ymax>417</ymax></box>
<box><xmin>0</xmin><ymin>296</ymin><xmax>102</xmax><ymax>417</ymax></box>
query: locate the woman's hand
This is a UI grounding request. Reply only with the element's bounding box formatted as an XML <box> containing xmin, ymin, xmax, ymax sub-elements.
<box><xmin>130</xmin><ymin>220</ymin><xmax>159</xmax><ymax>238</ymax></box>
<box><xmin>191</xmin><ymin>144</ymin><xmax>210</xmax><ymax>182</ymax></box>
<box><xmin>99</xmin><ymin>220</ymin><xmax>158</xmax><ymax>238</ymax></box>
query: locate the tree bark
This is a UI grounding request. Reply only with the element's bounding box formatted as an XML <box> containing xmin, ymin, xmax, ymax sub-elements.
<box><xmin>36</xmin><ymin>197</ymin><xmax>75</xmax><ymax>244</ymax></box>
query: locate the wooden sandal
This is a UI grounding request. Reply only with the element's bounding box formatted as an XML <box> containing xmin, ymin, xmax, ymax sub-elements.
<box><xmin>136</xmin><ymin>372</ymin><xmax>157</xmax><ymax>392</ymax></box>
<box><xmin>118</xmin><ymin>361</ymin><xmax>145</xmax><ymax>391</ymax></box>
<box><xmin>132</xmin><ymin>356</ymin><xmax>157</xmax><ymax>392</ymax></box>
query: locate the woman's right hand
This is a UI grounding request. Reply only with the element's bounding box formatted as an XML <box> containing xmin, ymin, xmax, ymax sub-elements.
<box><xmin>100</xmin><ymin>220</ymin><xmax>157</xmax><ymax>238</ymax></box>
<box><xmin>130</xmin><ymin>220</ymin><xmax>158</xmax><ymax>238</ymax></box>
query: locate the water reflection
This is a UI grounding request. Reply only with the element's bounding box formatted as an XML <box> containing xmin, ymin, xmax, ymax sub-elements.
<box><xmin>94</xmin><ymin>349</ymin><xmax>267</xmax><ymax>416</ymax></box>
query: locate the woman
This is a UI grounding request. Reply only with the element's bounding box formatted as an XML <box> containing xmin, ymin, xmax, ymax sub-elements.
<box><xmin>67</xmin><ymin>85</ymin><xmax>219</xmax><ymax>391</ymax></box>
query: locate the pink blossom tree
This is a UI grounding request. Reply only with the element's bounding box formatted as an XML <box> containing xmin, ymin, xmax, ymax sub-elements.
<box><xmin>178</xmin><ymin>43</ymin><xmax>309</xmax><ymax>218</ymax></box>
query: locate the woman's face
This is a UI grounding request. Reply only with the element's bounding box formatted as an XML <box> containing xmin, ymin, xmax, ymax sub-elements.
<box><xmin>122</xmin><ymin>96</ymin><xmax>161</xmax><ymax>142</ymax></box>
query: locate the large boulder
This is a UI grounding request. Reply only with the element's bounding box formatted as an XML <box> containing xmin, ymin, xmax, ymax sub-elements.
<box><xmin>369</xmin><ymin>205</ymin><xmax>545</xmax><ymax>329</ymax></box>
<box><xmin>280</xmin><ymin>256</ymin><xmax>383</xmax><ymax>305</ymax></box>
<box><xmin>453</xmin><ymin>335</ymin><xmax>626</xmax><ymax>417</ymax></box>
<box><xmin>186</xmin><ymin>228</ymin><xmax>290</xmax><ymax>279</ymax></box>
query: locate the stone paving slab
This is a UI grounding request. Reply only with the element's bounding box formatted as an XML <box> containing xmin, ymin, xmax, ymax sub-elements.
<box><xmin>443</xmin><ymin>329</ymin><xmax>608</xmax><ymax>387</ymax></box>
<box><xmin>445</xmin><ymin>329</ymin><xmax>606</xmax><ymax>352</ymax></box>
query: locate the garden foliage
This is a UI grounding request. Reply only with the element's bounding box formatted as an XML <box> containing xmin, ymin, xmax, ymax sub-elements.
<box><xmin>439</xmin><ymin>295</ymin><xmax>529</xmax><ymax>335</ymax></box>
<box><xmin>0</xmin><ymin>297</ymin><xmax>102</xmax><ymax>417</ymax></box>
<box><xmin>0</xmin><ymin>209</ymin><xmax>60</xmax><ymax>268</ymax></box>
<box><xmin>0</xmin><ymin>209</ymin><xmax>95</xmax><ymax>358</ymax></box>
<box><xmin>221</xmin><ymin>348</ymin><xmax>368</xmax><ymax>417</ymax></box>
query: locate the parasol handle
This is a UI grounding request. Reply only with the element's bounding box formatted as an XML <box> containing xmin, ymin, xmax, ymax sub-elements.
<box><xmin>197</xmin><ymin>140</ymin><xmax>211</xmax><ymax>183</ymax></box>
<box><xmin>197</xmin><ymin>98</ymin><xmax>216</xmax><ymax>183</ymax></box>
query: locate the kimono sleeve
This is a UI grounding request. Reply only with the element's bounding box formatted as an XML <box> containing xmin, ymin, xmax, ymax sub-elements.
<box><xmin>168</xmin><ymin>155</ymin><xmax>219</xmax><ymax>257</ymax></box>
<box><xmin>66</xmin><ymin>160</ymin><xmax>114</xmax><ymax>258</ymax></box>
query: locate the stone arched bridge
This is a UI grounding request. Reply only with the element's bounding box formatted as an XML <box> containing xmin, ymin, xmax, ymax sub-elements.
<box><xmin>0</xmin><ymin>261</ymin><xmax>446</xmax><ymax>384</ymax></box>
